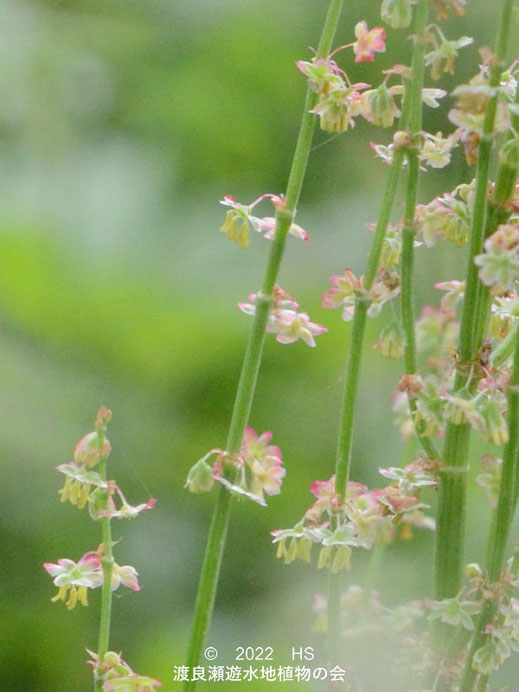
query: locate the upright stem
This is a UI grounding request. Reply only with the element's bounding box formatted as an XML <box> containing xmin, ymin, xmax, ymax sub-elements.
<box><xmin>183</xmin><ymin>2</ymin><xmax>344</xmax><ymax>688</ymax></box>
<box><xmin>458</xmin><ymin>327</ymin><xmax>519</xmax><ymax>692</ymax></box>
<box><xmin>399</xmin><ymin>0</ymin><xmax>440</xmax><ymax>462</ymax></box>
<box><xmin>328</xmin><ymin>0</ymin><xmax>424</xmax><ymax>660</ymax></box>
<box><xmin>94</xmin><ymin>433</ymin><xmax>114</xmax><ymax>692</ymax></box>
<box><xmin>433</xmin><ymin>0</ymin><xmax>514</xmax><ymax>607</ymax></box>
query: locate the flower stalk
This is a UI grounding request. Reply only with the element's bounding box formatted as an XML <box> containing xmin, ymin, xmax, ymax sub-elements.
<box><xmin>328</xmin><ymin>0</ymin><xmax>426</xmax><ymax>660</ymax></box>
<box><xmin>458</xmin><ymin>324</ymin><xmax>519</xmax><ymax>691</ymax></box>
<box><xmin>183</xmin><ymin>2</ymin><xmax>344</xmax><ymax>688</ymax></box>
<box><xmin>433</xmin><ymin>0</ymin><xmax>515</xmax><ymax>610</ymax></box>
<box><xmin>399</xmin><ymin>0</ymin><xmax>440</xmax><ymax>463</ymax></box>
<box><xmin>94</xmin><ymin>435</ymin><xmax>114</xmax><ymax>692</ymax></box>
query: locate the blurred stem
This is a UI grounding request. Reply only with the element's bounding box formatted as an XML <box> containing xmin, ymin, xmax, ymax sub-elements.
<box><xmin>492</xmin><ymin>322</ymin><xmax>519</xmax><ymax>368</ymax></box>
<box><xmin>328</xmin><ymin>0</ymin><xmax>425</xmax><ymax>663</ymax></box>
<box><xmin>400</xmin><ymin>0</ymin><xmax>440</xmax><ymax>463</ymax></box>
<box><xmin>183</xmin><ymin>2</ymin><xmax>344</xmax><ymax>688</ymax></box>
<box><xmin>433</xmin><ymin>0</ymin><xmax>514</xmax><ymax>617</ymax></box>
<box><xmin>458</xmin><ymin>297</ymin><xmax>519</xmax><ymax>692</ymax></box>
<box><xmin>94</xmin><ymin>433</ymin><xmax>114</xmax><ymax>692</ymax></box>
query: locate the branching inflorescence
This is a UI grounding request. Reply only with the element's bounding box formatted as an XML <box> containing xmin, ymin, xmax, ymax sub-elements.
<box><xmin>44</xmin><ymin>1</ymin><xmax>519</xmax><ymax>690</ymax></box>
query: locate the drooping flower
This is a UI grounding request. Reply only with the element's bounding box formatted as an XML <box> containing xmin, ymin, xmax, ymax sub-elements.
<box><xmin>238</xmin><ymin>285</ymin><xmax>326</xmax><ymax>347</ymax></box>
<box><xmin>296</xmin><ymin>56</ymin><xmax>346</xmax><ymax>97</ymax></box>
<box><xmin>425</xmin><ymin>31</ymin><xmax>474</xmax><ymax>81</ymax></box>
<box><xmin>219</xmin><ymin>194</ymin><xmax>308</xmax><ymax>249</ymax></box>
<box><xmin>44</xmin><ymin>552</ymin><xmax>103</xmax><ymax>609</ymax></box>
<box><xmin>310</xmin><ymin>82</ymin><xmax>370</xmax><ymax>133</ymax></box>
<box><xmin>322</xmin><ymin>270</ymin><xmax>363</xmax><ymax>321</ymax></box>
<box><xmin>353</xmin><ymin>21</ymin><xmax>386</xmax><ymax>63</ymax></box>
<box><xmin>93</xmin><ymin>485</ymin><xmax>156</xmax><ymax>520</ymax></box>
<box><xmin>435</xmin><ymin>280</ymin><xmax>465</xmax><ymax>313</ymax></box>
<box><xmin>270</xmin><ymin>309</ymin><xmax>327</xmax><ymax>347</ymax></box>
<box><xmin>57</xmin><ymin>462</ymin><xmax>108</xmax><ymax>509</ymax></box>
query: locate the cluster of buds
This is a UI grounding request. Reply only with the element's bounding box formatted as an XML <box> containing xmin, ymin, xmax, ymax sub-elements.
<box><xmin>271</xmin><ymin>460</ymin><xmax>436</xmax><ymax>573</ymax></box>
<box><xmin>185</xmin><ymin>427</ymin><xmax>285</xmax><ymax>506</ymax></box>
<box><xmin>239</xmin><ymin>285</ymin><xmax>327</xmax><ymax>348</ymax></box>
<box><xmin>475</xmin><ymin>223</ymin><xmax>519</xmax><ymax>293</ymax></box>
<box><xmin>322</xmin><ymin>268</ymin><xmax>400</xmax><ymax>322</ymax></box>
<box><xmin>87</xmin><ymin>651</ymin><xmax>162</xmax><ymax>691</ymax></box>
<box><xmin>220</xmin><ymin>194</ymin><xmax>308</xmax><ymax>250</ymax></box>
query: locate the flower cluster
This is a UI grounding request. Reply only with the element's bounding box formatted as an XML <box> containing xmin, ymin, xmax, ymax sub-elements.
<box><xmin>239</xmin><ymin>285</ymin><xmax>327</xmax><ymax>347</ymax></box>
<box><xmin>185</xmin><ymin>427</ymin><xmax>285</xmax><ymax>506</ymax></box>
<box><xmin>44</xmin><ymin>409</ymin><xmax>160</xmax><ymax>689</ymax></box>
<box><xmin>56</xmin><ymin>409</ymin><xmax>155</xmax><ymax>520</ymax></box>
<box><xmin>296</xmin><ymin>22</ymin><xmax>392</xmax><ymax>134</ymax></box>
<box><xmin>416</xmin><ymin>181</ymin><xmax>473</xmax><ymax>247</ymax></box>
<box><xmin>426</xmin><ymin>557</ymin><xmax>519</xmax><ymax>677</ymax></box>
<box><xmin>88</xmin><ymin>651</ymin><xmax>162</xmax><ymax>691</ymax></box>
<box><xmin>220</xmin><ymin>194</ymin><xmax>308</xmax><ymax>250</ymax></box>
<box><xmin>272</xmin><ymin>459</ymin><xmax>437</xmax><ymax>573</ymax></box>
<box><xmin>322</xmin><ymin>268</ymin><xmax>400</xmax><ymax>322</ymax></box>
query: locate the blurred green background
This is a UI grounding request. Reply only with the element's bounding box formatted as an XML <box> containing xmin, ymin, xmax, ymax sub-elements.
<box><xmin>1</xmin><ymin>0</ymin><xmax>517</xmax><ymax>690</ymax></box>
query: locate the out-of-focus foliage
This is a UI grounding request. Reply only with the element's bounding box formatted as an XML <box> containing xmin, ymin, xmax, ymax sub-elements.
<box><xmin>1</xmin><ymin>0</ymin><xmax>518</xmax><ymax>689</ymax></box>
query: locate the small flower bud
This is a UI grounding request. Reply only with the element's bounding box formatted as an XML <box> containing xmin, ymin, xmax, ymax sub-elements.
<box><xmin>393</xmin><ymin>130</ymin><xmax>412</xmax><ymax>150</ymax></box>
<box><xmin>74</xmin><ymin>432</ymin><xmax>111</xmax><ymax>468</ymax></box>
<box><xmin>374</xmin><ymin>320</ymin><xmax>407</xmax><ymax>359</ymax></box>
<box><xmin>465</xmin><ymin>563</ymin><xmax>483</xmax><ymax>579</ymax></box>
<box><xmin>185</xmin><ymin>458</ymin><xmax>215</xmax><ymax>494</ymax></box>
<box><xmin>95</xmin><ymin>406</ymin><xmax>112</xmax><ymax>431</ymax></box>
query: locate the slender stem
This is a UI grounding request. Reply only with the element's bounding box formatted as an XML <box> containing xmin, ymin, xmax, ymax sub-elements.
<box><xmin>183</xmin><ymin>3</ymin><xmax>344</xmax><ymax>688</ymax></box>
<box><xmin>492</xmin><ymin>322</ymin><xmax>519</xmax><ymax>368</ymax></box>
<box><xmin>399</xmin><ymin>0</ymin><xmax>440</xmax><ymax>462</ymax></box>
<box><xmin>458</xmin><ymin>322</ymin><xmax>519</xmax><ymax>691</ymax></box>
<box><xmin>94</xmin><ymin>433</ymin><xmax>114</xmax><ymax>692</ymax></box>
<box><xmin>328</xmin><ymin>0</ymin><xmax>424</xmax><ymax>661</ymax></box>
<box><xmin>433</xmin><ymin>0</ymin><xmax>514</xmax><ymax>609</ymax></box>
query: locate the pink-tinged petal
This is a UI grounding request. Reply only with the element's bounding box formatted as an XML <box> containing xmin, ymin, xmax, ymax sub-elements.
<box><xmin>353</xmin><ymin>22</ymin><xmax>386</xmax><ymax>63</ymax></box>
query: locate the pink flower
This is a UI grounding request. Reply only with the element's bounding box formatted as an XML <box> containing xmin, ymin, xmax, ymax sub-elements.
<box><xmin>111</xmin><ymin>564</ymin><xmax>140</xmax><ymax>592</ymax></box>
<box><xmin>249</xmin><ymin>455</ymin><xmax>286</xmax><ymax>497</ymax></box>
<box><xmin>241</xmin><ymin>427</ymin><xmax>282</xmax><ymax>462</ymax></box>
<box><xmin>353</xmin><ymin>21</ymin><xmax>386</xmax><ymax>63</ymax></box>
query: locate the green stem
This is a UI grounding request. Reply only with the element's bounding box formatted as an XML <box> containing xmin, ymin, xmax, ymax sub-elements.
<box><xmin>94</xmin><ymin>435</ymin><xmax>114</xmax><ymax>692</ymax></box>
<box><xmin>183</xmin><ymin>3</ymin><xmax>344</xmax><ymax>688</ymax></box>
<box><xmin>433</xmin><ymin>0</ymin><xmax>514</xmax><ymax>608</ymax></box>
<box><xmin>328</xmin><ymin>0</ymin><xmax>425</xmax><ymax>661</ymax></box>
<box><xmin>400</xmin><ymin>0</ymin><xmax>440</xmax><ymax>462</ymax></box>
<box><xmin>492</xmin><ymin>322</ymin><xmax>519</xmax><ymax>368</ymax></box>
<box><xmin>458</xmin><ymin>321</ymin><xmax>519</xmax><ymax>691</ymax></box>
